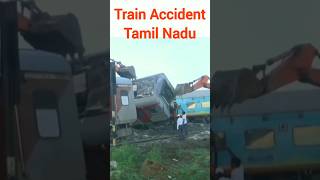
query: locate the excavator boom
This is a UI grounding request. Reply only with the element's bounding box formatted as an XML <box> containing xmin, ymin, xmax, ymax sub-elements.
<box><xmin>18</xmin><ymin>0</ymin><xmax>84</xmax><ymax>58</ymax></box>
<box><xmin>214</xmin><ymin>43</ymin><xmax>320</xmax><ymax>111</ymax></box>
<box><xmin>175</xmin><ymin>75</ymin><xmax>210</xmax><ymax>96</ymax></box>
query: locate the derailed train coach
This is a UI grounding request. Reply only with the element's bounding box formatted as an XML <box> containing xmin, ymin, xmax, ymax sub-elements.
<box><xmin>73</xmin><ymin>54</ymin><xmax>137</xmax><ymax>139</ymax></box>
<box><xmin>17</xmin><ymin>49</ymin><xmax>88</xmax><ymax>180</ymax></box>
<box><xmin>132</xmin><ymin>73</ymin><xmax>175</xmax><ymax>123</ymax></box>
<box><xmin>113</xmin><ymin>77</ymin><xmax>137</xmax><ymax>137</ymax></box>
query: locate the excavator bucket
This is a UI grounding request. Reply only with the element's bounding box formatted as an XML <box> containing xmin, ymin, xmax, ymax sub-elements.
<box><xmin>213</xmin><ymin>68</ymin><xmax>264</xmax><ymax>110</ymax></box>
<box><xmin>19</xmin><ymin>13</ymin><xmax>84</xmax><ymax>58</ymax></box>
<box><xmin>174</xmin><ymin>83</ymin><xmax>193</xmax><ymax>96</ymax></box>
<box><xmin>117</xmin><ymin>66</ymin><xmax>136</xmax><ymax>79</ymax></box>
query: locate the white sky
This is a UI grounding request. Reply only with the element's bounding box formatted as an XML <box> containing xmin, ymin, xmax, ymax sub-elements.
<box><xmin>111</xmin><ymin>38</ymin><xmax>210</xmax><ymax>87</ymax></box>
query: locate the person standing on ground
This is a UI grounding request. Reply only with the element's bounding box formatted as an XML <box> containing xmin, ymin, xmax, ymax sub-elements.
<box><xmin>170</xmin><ymin>104</ymin><xmax>176</xmax><ymax>130</ymax></box>
<box><xmin>182</xmin><ymin>111</ymin><xmax>188</xmax><ymax>136</ymax></box>
<box><xmin>176</xmin><ymin>114</ymin><xmax>184</xmax><ymax>140</ymax></box>
<box><xmin>172</xmin><ymin>102</ymin><xmax>179</xmax><ymax>130</ymax></box>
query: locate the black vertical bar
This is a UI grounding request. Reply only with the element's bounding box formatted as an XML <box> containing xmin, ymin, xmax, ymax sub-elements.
<box><xmin>110</xmin><ymin>62</ymin><xmax>116</xmax><ymax>95</ymax></box>
<box><xmin>210</xmin><ymin>0</ymin><xmax>214</xmax><ymax>178</ymax></box>
<box><xmin>106</xmin><ymin>59</ymin><xmax>111</xmax><ymax>180</ymax></box>
<box><xmin>210</xmin><ymin>76</ymin><xmax>217</xmax><ymax>179</ymax></box>
<box><xmin>0</xmin><ymin>1</ymin><xmax>20</xmax><ymax>179</ymax></box>
<box><xmin>110</xmin><ymin>61</ymin><xmax>117</xmax><ymax>146</ymax></box>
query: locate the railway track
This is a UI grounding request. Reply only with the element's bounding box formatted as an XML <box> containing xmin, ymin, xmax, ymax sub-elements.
<box><xmin>120</xmin><ymin>135</ymin><xmax>177</xmax><ymax>145</ymax></box>
<box><xmin>112</xmin><ymin>128</ymin><xmax>210</xmax><ymax>147</ymax></box>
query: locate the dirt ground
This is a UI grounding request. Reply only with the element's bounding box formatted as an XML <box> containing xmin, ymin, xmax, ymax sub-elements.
<box><xmin>111</xmin><ymin>122</ymin><xmax>210</xmax><ymax>180</ymax></box>
<box><xmin>128</xmin><ymin>121</ymin><xmax>210</xmax><ymax>141</ymax></box>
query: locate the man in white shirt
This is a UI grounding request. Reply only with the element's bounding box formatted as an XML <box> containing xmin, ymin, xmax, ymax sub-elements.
<box><xmin>182</xmin><ymin>111</ymin><xmax>188</xmax><ymax>136</ymax></box>
<box><xmin>176</xmin><ymin>115</ymin><xmax>184</xmax><ymax>140</ymax></box>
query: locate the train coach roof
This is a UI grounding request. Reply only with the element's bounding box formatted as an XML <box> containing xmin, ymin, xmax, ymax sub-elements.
<box><xmin>214</xmin><ymin>89</ymin><xmax>320</xmax><ymax>117</ymax></box>
<box><xmin>19</xmin><ymin>49</ymin><xmax>70</xmax><ymax>73</ymax></box>
<box><xmin>177</xmin><ymin>89</ymin><xmax>210</xmax><ymax>99</ymax></box>
<box><xmin>133</xmin><ymin>73</ymin><xmax>174</xmax><ymax>92</ymax></box>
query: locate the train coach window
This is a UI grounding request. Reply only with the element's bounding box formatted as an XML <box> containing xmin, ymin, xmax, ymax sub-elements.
<box><xmin>187</xmin><ymin>102</ymin><xmax>196</xmax><ymax>109</ymax></box>
<box><xmin>245</xmin><ymin>129</ymin><xmax>275</xmax><ymax>149</ymax></box>
<box><xmin>33</xmin><ymin>90</ymin><xmax>60</xmax><ymax>138</ymax></box>
<box><xmin>294</xmin><ymin>126</ymin><xmax>320</xmax><ymax>146</ymax></box>
<box><xmin>120</xmin><ymin>90</ymin><xmax>129</xmax><ymax>106</ymax></box>
<box><xmin>202</xmin><ymin>101</ymin><xmax>210</xmax><ymax>108</ymax></box>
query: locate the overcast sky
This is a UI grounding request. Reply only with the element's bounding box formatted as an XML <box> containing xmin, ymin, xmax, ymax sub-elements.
<box><xmin>213</xmin><ymin>0</ymin><xmax>320</xmax><ymax>91</ymax></box>
<box><xmin>111</xmin><ymin>37</ymin><xmax>210</xmax><ymax>88</ymax></box>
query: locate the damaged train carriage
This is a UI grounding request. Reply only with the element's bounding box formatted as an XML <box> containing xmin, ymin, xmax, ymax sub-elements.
<box><xmin>114</xmin><ymin>77</ymin><xmax>137</xmax><ymax>137</ymax></box>
<box><xmin>73</xmin><ymin>54</ymin><xmax>137</xmax><ymax>139</ymax></box>
<box><xmin>133</xmin><ymin>73</ymin><xmax>175</xmax><ymax>123</ymax></box>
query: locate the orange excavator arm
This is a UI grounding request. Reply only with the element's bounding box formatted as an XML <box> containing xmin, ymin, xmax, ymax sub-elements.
<box><xmin>174</xmin><ymin>75</ymin><xmax>210</xmax><ymax>96</ymax></box>
<box><xmin>192</xmin><ymin>75</ymin><xmax>211</xmax><ymax>90</ymax></box>
<box><xmin>214</xmin><ymin>43</ymin><xmax>320</xmax><ymax>111</ymax></box>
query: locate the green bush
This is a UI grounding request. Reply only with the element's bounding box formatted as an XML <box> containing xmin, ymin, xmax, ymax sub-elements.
<box><xmin>111</xmin><ymin>144</ymin><xmax>144</xmax><ymax>180</ymax></box>
<box><xmin>178</xmin><ymin>163</ymin><xmax>210</xmax><ymax>180</ymax></box>
<box><xmin>171</xmin><ymin>148</ymin><xmax>210</xmax><ymax>180</ymax></box>
<box><xmin>145</xmin><ymin>145</ymin><xmax>163</xmax><ymax>163</ymax></box>
<box><xmin>111</xmin><ymin>143</ymin><xmax>210</xmax><ymax>180</ymax></box>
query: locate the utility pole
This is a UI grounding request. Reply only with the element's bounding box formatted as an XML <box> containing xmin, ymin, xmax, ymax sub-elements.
<box><xmin>0</xmin><ymin>0</ymin><xmax>20</xmax><ymax>179</ymax></box>
<box><xmin>110</xmin><ymin>61</ymin><xmax>117</xmax><ymax>146</ymax></box>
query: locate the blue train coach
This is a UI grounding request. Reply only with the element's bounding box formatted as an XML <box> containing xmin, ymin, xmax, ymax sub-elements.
<box><xmin>212</xmin><ymin>88</ymin><xmax>320</xmax><ymax>180</ymax></box>
<box><xmin>176</xmin><ymin>89</ymin><xmax>210</xmax><ymax>122</ymax></box>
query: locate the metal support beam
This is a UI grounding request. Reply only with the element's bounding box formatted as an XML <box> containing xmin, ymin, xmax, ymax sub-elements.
<box><xmin>0</xmin><ymin>0</ymin><xmax>20</xmax><ymax>179</ymax></box>
<box><xmin>110</xmin><ymin>61</ymin><xmax>118</xmax><ymax>146</ymax></box>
